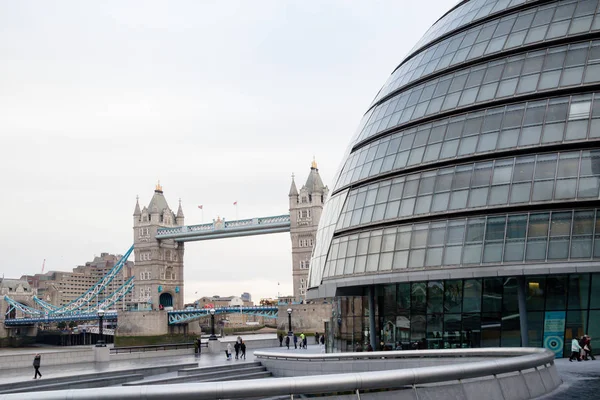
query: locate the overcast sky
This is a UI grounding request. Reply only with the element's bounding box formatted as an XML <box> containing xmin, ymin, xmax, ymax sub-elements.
<box><xmin>0</xmin><ymin>0</ymin><xmax>456</xmax><ymax>303</ymax></box>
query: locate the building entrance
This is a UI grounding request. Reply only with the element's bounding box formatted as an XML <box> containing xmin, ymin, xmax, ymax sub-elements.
<box><xmin>159</xmin><ymin>293</ymin><xmax>173</xmax><ymax>308</ymax></box>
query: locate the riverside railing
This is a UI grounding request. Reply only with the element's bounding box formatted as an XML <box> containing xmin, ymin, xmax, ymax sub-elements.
<box><xmin>109</xmin><ymin>342</ymin><xmax>197</xmax><ymax>354</ymax></box>
<box><xmin>0</xmin><ymin>347</ymin><xmax>558</xmax><ymax>400</ymax></box>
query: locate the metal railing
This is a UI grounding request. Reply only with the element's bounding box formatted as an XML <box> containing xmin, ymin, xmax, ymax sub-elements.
<box><xmin>109</xmin><ymin>342</ymin><xmax>195</xmax><ymax>354</ymax></box>
<box><xmin>5</xmin><ymin>347</ymin><xmax>557</xmax><ymax>399</ymax></box>
<box><xmin>253</xmin><ymin>346</ymin><xmax>540</xmax><ymax>361</ymax></box>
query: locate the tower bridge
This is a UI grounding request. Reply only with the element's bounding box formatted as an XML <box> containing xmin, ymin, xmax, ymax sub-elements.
<box><xmin>2</xmin><ymin>162</ymin><xmax>328</xmax><ymax>335</ymax></box>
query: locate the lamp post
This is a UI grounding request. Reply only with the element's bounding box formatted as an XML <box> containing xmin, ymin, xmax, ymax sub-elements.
<box><xmin>287</xmin><ymin>308</ymin><xmax>293</xmax><ymax>336</ymax></box>
<box><xmin>209</xmin><ymin>308</ymin><xmax>217</xmax><ymax>340</ymax></box>
<box><xmin>96</xmin><ymin>309</ymin><xmax>105</xmax><ymax>347</ymax></box>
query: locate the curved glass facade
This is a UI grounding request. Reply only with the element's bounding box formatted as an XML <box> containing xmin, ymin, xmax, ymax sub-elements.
<box><xmin>309</xmin><ymin>0</ymin><xmax>600</xmax><ymax>356</ymax></box>
<box><xmin>375</xmin><ymin>0</ymin><xmax>600</xmax><ymax>104</ymax></box>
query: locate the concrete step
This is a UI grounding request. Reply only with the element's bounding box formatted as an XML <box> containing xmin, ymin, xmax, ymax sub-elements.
<box><xmin>0</xmin><ymin>374</ymin><xmax>143</xmax><ymax>394</ymax></box>
<box><xmin>197</xmin><ymin>371</ymin><xmax>272</xmax><ymax>383</ymax></box>
<box><xmin>0</xmin><ymin>362</ymin><xmax>197</xmax><ymax>394</ymax></box>
<box><xmin>178</xmin><ymin>361</ymin><xmax>262</xmax><ymax>376</ymax></box>
<box><xmin>124</xmin><ymin>365</ymin><xmax>269</xmax><ymax>386</ymax></box>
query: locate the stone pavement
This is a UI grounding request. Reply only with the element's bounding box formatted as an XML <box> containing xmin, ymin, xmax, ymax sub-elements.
<box><xmin>0</xmin><ymin>342</ymin><xmax>322</xmax><ymax>385</ymax></box>
<box><xmin>535</xmin><ymin>358</ymin><xmax>600</xmax><ymax>399</ymax></box>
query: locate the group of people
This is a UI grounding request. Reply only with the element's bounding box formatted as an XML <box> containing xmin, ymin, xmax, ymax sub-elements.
<box><xmin>225</xmin><ymin>336</ymin><xmax>246</xmax><ymax>360</ymax></box>
<box><xmin>570</xmin><ymin>335</ymin><xmax>595</xmax><ymax>361</ymax></box>
<box><xmin>278</xmin><ymin>332</ymin><xmax>325</xmax><ymax>350</ymax></box>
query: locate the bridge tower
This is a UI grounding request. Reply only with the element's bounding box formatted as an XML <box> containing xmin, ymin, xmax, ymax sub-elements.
<box><xmin>289</xmin><ymin>160</ymin><xmax>328</xmax><ymax>302</ymax></box>
<box><xmin>132</xmin><ymin>183</ymin><xmax>185</xmax><ymax>311</ymax></box>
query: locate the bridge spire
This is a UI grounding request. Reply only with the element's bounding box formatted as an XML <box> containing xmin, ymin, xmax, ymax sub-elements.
<box><xmin>288</xmin><ymin>173</ymin><xmax>298</xmax><ymax>197</ymax></box>
<box><xmin>133</xmin><ymin>195</ymin><xmax>141</xmax><ymax>216</ymax></box>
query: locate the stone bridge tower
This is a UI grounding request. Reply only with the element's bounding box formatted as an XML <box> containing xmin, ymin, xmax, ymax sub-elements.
<box><xmin>289</xmin><ymin>160</ymin><xmax>328</xmax><ymax>302</ymax></box>
<box><xmin>132</xmin><ymin>183</ymin><xmax>185</xmax><ymax>311</ymax></box>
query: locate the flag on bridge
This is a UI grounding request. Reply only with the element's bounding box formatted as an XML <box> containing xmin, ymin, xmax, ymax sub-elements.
<box><xmin>198</xmin><ymin>205</ymin><xmax>203</xmax><ymax>209</ymax></box>
<box><xmin>233</xmin><ymin>201</ymin><xmax>237</xmax><ymax>206</ymax></box>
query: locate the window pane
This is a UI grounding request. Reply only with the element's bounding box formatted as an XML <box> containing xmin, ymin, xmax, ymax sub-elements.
<box><xmin>482</xmin><ymin>278</ymin><xmax>503</xmax><ymax>313</ymax></box>
<box><xmin>463</xmin><ymin>279</ymin><xmax>482</xmax><ymax>313</ymax></box>
<box><xmin>445</xmin><ymin>280</ymin><xmax>463</xmax><ymax>314</ymax></box>
<box><xmin>546</xmin><ymin>276</ymin><xmax>568</xmax><ymax>310</ymax></box>
<box><xmin>427</xmin><ymin>281</ymin><xmax>444</xmax><ymax>313</ymax></box>
<box><xmin>527</xmin><ymin>277</ymin><xmax>545</xmax><ymax>311</ymax></box>
<box><xmin>568</xmin><ymin>274</ymin><xmax>590</xmax><ymax>310</ymax></box>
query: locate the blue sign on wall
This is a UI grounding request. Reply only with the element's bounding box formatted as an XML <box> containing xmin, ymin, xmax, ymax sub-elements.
<box><xmin>543</xmin><ymin>311</ymin><xmax>566</xmax><ymax>358</ymax></box>
<box><xmin>158</xmin><ymin>285</ymin><xmax>163</xmax><ymax>293</ymax></box>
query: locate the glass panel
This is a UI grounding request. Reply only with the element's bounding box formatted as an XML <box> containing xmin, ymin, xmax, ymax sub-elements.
<box><xmin>545</xmin><ymin>276</ymin><xmax>568</xmax><ymax>310</ymax></box>
<box><xmin>481</xmin><ymin>313</ymin><xmax>501</xmax><ymax>347</ymax></box>
<box><xmin>427</xmin><ymin>314</ymin><xmax>444</xmax><ymax>349</ymax></box>
<box><xmin>463</xmin><ymin>279</ymin><xmax>482</xmax><ymax>313</ymax></box>
<box><xmin>445</xmin><ymin>280</ymin><xmax>462</xmax><ymax>314</ymax></box>
<box><xmin>411</xmin><ymin>283</ymin><xmax>427</xmax><ymax>314</ymax></box>
<box><xmin>483</xmin><ymin>278</ymin><xmax>503</xmax><ymax>313</ymax></box>
<box><xmin>590</xmin><ymin>274</ymin><xmax>600</xmax><ymax>308</ymax></box>
<box><xmin>501</xmin><ymin>311</ymin><xmax>521</xmax><ymax>347</ymax></box>
<box><xmin>427</xmin><ymin>281</ymin><xmax>444</xmax><ymax>314</ymax></box>
<box><xmin>443</xmin><ymin>314</ymin><xmax>462</xmax><ymax>349</ymax></box>
<box><xmin>527</xmin><ymin>277</ymin><xmax>545</xmax><ymax>311</ymax></box>
<box><xmin>503</xmin><ymin>277</ymin><xmax>518</xmax><ymax>312</ymax></box>
<box><xmin>568</xmin><ymin>274</ymin><xmax>590</xmax><ymax>310</ymax></box>
<box><xmin>527</xmin><ymin>312</ymin><xmax>544</xmax><ymax>348</ymax></box>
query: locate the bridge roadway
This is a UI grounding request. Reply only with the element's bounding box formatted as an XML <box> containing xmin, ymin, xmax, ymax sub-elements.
<box><xmin>155</xmin><ymin>214</ymin><xmax>291</xmax><ymax>242</ymax></box>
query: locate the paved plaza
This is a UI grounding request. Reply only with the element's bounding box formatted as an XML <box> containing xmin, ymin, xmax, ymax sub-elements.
<box><xmin>534</xmin><ymin>358</ymin><xmax>600</xmax><ymax>400</ymax></box>
<box><xmin>0</xmin><ymin>341</ymin><xmax>322</xmax><ymax>385</ymax></box>
<box><xmin>3</xmin><ymin>343</ymin><xmax>598</xmax><ymax>398</ymax></box>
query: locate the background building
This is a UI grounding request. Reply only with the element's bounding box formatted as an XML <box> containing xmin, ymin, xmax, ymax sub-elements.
<box><xmin>289</xmin><ymin>161</ymin><xmax>328</xmax><ymax>301</ymax></box>
<box><xmin>23</xmin><ymin>253</ymin><xmax>133</xmax><ymax>309</ymax></box>
<box><xmin>308</xmin><ymin>0</ymin><xmax>600</xmax><ymax>357</ymax></box>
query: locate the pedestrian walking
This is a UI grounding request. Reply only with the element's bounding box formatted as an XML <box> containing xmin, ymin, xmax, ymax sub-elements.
<box><xmin>278</xmin><ymin>333</ymin><xmax>283</xmax><ymax>347</ymax></box>
<box><xmin>315</xmin><ymin>332</ymin><xmax>319</xmax><ymax>344</ymax></box>
<box><xmin>300</xmin><ymin>333</ymin><xmax>306</xmax><ymax>349</ymax></box>
<box><xmin>570</xmin><ymin>337</ymin><xmax>582</xmax><ymax>362</ymax></box>
<box><xmin>285</xmin><ymin>335</ymin><xmax>290</xmax><ymax>349</ymax></box>
<box><xmin>355</xmin><ymin>342</ymin><xmax>363</xmax><ymax>352</ymax></box>
<box><xmin>583</xmin><ymin>335</ymin><xmax>595</xmax><ymax>361</ymax></box>
<box><xmin>293</xmin><ymin>334</ymin><xmax>298</xmax><ymax>349</ymax></box>
<box><xmin>241</xmin><ymin>341</ymin><xmax>246</xmax><ymax>359</ymax></box>
<box><xmin>303</xmin><ymin>335</ymin><xmax>307</xmax><ymax>349</ymax></box>
<box><xmin>225</xmin><ymin>343</ymin><xmax>232</xmax><ymax>360</ymax></box>
<box><xmin>33</xmin><ymin>354</ymin><xmax>42</xmax><ymax>379</ymax></box>
<box><xmin>234</xmin><ymin>341</ymin><xmax>240</xmax><ymax>360</ymax></box>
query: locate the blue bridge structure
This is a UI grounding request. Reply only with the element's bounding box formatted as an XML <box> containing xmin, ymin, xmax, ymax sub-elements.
<box><xmin>3</xmin><ymin>214</ymin><xmax>289</xmax><ymax>327</ymax></box>
<box><xmin>155</xmin><ymin>214</ymin><xmax>290</xmax><ymax>242</ymax></box>
<box><xmin>168</xmin><ymin>306</ymin><xmax>278</xmax><ymax>325</ymax></box>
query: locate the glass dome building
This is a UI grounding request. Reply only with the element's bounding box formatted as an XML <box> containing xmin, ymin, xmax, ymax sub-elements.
<box><xmin>308</xmin><ymin>0</ymin><xmax>600</xmax><ymax>357</ymax></box>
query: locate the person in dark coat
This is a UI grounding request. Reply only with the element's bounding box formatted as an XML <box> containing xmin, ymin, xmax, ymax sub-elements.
<box><xmin>33</xmin><ymin>354</ymin><xmax>42</xmax><ymax>379</ymax></box>
<box><xmin>240</xmin><ymin>341</ymin><xmax>246</xmax><ymax>359</ymax></box>
<box><xmin>278</xmin><ymin>333</ymin><xmax>283</xmax><ymax>347</ymax></box>
<box><xmin>285</xmin><ymin>335</ymin><xmax>290</xmax><ymax>349</ymax></box>
<box><xmin>293</xmin><ymin>334</ymin><xmax>298</xmax><ymax>349</ymax></box>
<box><xmin>234</xmin><ymin>341</ymin><xmax>240</xmax><ymax>360</ymax></box>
